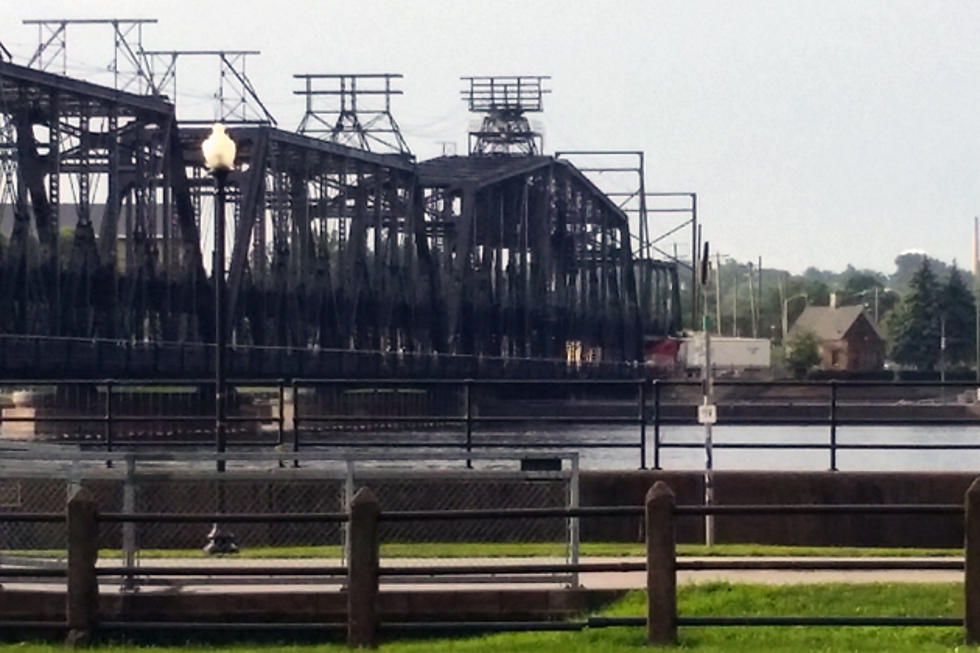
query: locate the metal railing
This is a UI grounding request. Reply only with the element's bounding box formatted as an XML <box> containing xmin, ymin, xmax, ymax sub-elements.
<box><xmin>3</xmin><ymin>377</ymin><xmax>980</xmax><ymax>470</ymax></box>
<box><xmin>0</xmin><ymin>378</ymin><xmax>285</xmax><ymax>456</ymax></box>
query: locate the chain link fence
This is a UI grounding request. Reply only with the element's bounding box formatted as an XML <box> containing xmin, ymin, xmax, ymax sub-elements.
<box><xmin>0</xmin><ymin>450</ymin><xmax>579</xmax><ymax>588</ymax></box>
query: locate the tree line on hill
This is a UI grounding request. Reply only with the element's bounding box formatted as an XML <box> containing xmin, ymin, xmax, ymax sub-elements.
<box><xmin>681</xmin><ymin>251</ymin><xmax>976</xmax><ymax>372</ymax></box>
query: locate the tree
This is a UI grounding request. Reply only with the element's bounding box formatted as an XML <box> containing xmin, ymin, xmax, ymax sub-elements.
<box><xmin>889</xmin><ymin>252</ymin><xmax>951</xmax><ymax>294</ymax></box>
<box><xmin>941</xmin><ymin>265</ymin><xmax>976</xmax><ymax>367</ymax></box>
<box><xmin>888</xmin><ymin>258</ymin><xmax>941</xmax><ymax>370</ymax></box>
<box><xmin>785</xmin><ymin>329</ymin><xmax>820</xmax><ymax>379</ymax></box>
<box><xmin>841</xmin><ymin>270</ymin><xmax>884</xmax><ymax>302</ymax></box>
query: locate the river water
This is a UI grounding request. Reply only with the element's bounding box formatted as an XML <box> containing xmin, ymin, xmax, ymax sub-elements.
<box><xmin>462</xmin><ymin>424</ymin><xmax>980</xmax><ymax>471</ymax></box>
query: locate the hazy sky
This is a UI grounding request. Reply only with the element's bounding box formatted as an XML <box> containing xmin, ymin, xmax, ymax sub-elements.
<box><xmin>5</xmin><ymin>0</ymin><xmax>980</xmax><ymax>276</ymax></box>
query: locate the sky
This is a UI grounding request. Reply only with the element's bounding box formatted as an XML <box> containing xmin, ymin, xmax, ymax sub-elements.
<box><xmin>4</xmin><ymin>0</ymin><xmax>980</xmax><ymax>276</ymax></box>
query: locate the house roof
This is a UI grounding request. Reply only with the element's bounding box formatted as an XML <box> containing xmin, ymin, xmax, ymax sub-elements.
<box><xmin>789</xmin><ymin>305</ymin><xmax>884</xmax><ymax>341</ymax></box>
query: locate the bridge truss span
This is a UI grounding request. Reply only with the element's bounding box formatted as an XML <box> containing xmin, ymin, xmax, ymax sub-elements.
<box><xmin>0</xmin><ymin>60</ymin><xmax>679</xmax><ymax>378</ymax></box>
<box><xmin>0</xmin><ymin>60</ymin><xmax>207</xmax><ymax>342</ymax></box>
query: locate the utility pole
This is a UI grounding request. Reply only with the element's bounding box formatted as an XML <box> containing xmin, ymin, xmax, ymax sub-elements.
<box><xmin>941</xmin><ymin>312</ymin><xmax>947</xmax><ymax>404</ymax></box>
<box><xmin>698</xmin><ymin>242</ymin><xmax>716</xmax><ymax>546</ymax></box>
<box><xmin>748</xmin><ymin>262</ymin><xmax>757</xmax><ymax>338</ymax></box>
<box><xmin>758</xmin><ymin>256</ymin><xmax>763</xmax><ymax>335</ymax></box>
<box><xmin>715</xmin><ymin>253</ymin><xmax>722</xmax><ymax>335</ymax></box>
<box><xmin>973</xmin><ymin>216</ymin><xmax>980</xmax><ymax>390</ymax></box>
<box><xmin>732</xmin><ymin>266</ymin><xmax>738</xmax><ymax>337</ymax></box>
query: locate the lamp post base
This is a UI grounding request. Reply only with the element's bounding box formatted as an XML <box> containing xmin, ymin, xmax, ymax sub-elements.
<box><xmin>203</xmin><ymin>523</ymin><xmax>239</xmax><ymax>555</ymax></box>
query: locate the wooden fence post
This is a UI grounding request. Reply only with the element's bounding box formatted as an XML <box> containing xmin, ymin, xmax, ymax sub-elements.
<box><xmin>66</xmin><ymin>486</ymin><xmax>99</xmax><ymax>647</ymax></box>
<box><xmin>965</xmin><ymin>478</ymin><xmax>980</xmax><ymax>643</ymax></box>
<box><xmin>348</xmin><ymin>487</ymin><xmax>380</xmax><ymax>648</ymax></box>
<box><xmin>647</xmin><ymin>480</ymin><xmax>677</xmax><ymax>645</ymax></box>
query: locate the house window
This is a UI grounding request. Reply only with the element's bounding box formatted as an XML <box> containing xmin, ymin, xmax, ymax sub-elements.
<box><xmin>831</xmin><ymin>350</ymin><xmax>840</xmax><ymax>367</ymax></box>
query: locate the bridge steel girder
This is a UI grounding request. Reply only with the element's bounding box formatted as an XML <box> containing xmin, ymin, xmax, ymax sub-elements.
<box><xmin>177</xmin><ymin>125</ymin><xmax>424</xmax><ymax>351</ymax></box>
<box><xmin>416</xmin><ymin>155</ymin><xmax>644</xmax><ymax>363</ymax></box>
<box><xmin>0</xmin><ymin>60</ymin><xmax>206</xmax><ymax>341</ymax></box>
<box><xmin>0</xmin><ymin>61</ymin><xmax>677</xmax><ymax>375</ymax></box>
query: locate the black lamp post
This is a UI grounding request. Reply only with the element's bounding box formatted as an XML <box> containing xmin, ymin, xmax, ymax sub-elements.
<box><xmin>202</xmin><ymin>123</ymin><xmax>238</xmax><ymax>555</ymax></box>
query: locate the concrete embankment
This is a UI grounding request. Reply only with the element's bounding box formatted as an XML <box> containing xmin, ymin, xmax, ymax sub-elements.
<box><xmin>582</xmin><ymin>470</ymin><xmax>975</xmax><ymax>548</ymax></box>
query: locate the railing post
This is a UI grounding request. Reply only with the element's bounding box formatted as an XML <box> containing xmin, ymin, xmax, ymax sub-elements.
<box><xmin>966</xmin><ymin>478</ymin><xmax>980</xmax><ymax>643</ymax></box>
<box><xmin>646</xmin><ymin>480</ymin><xmax>676</xmax><ymax>645</ymax></box>
<box><xmin>277</xmin><ymin>381</ymin><xmax>285</xmax><ymax>447</ymax></box>
<box><xmin>292</xmin><ymin>380</ymin><xmax>300</xmax><ymax>468</ymax></box>
<box><xmin>104</xmin><ymin>380</ymin><xmax>113</xmax><ymax>465</ymax></box>
<box><xmin>348</xmin><ymin>487</ymin><xmax>380</xmax><ymax>648</ymax></box>
<box><xmin>66</xmin><ymin>486</ymin><xmax>99</xmax><ymax>647</ymax></box>
<box><xmin>829</xmin><ymin>381</ymin><xmax>838</xmax><ymax>471</ymax></box>
<box><xmin>638</xmin><ymin>379</ymin><xmax>648</xmax><ymax>470</ymax></box>
<box><xmin>464</xmin><ymin>380</ymin><xmax>473</xmax><ymax>469</ymax></box>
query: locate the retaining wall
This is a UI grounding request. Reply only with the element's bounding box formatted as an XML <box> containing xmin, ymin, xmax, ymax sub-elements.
<box><xmin>581</xmin><ymin>470</ymin><xmax>975</xmax><ymax>547</ymax></box>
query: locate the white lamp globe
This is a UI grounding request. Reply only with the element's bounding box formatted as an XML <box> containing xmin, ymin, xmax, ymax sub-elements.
<box><xmin>202</xmin><ymin>123</ymin><xmax>236</xmax><ymax>171</ymax></box>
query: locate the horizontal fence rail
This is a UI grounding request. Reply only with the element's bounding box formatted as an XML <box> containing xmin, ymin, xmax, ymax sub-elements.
<box><xmin>4</xmin><ymin>482</ymin><xmax>980</xmax><ymax>646</ymax></box>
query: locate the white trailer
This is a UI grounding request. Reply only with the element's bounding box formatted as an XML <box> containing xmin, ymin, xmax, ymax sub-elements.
<box><xmin>680</xmin><ymin>333</ymin><xmax>771</xmax><ymax>375</ymax></box>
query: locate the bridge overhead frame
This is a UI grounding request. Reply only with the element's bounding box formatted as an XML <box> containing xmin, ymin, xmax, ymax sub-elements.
<box><xmin>0</xmin><ymin>61</ymin><xmax>680</xmax><ymax>375</ymax></box>
<box><xmin>0</xmin><ymin>59</ymin><xmax>208</xmax><ymax>343</ymax></box>
<box><xmin>417</xmin><ymin>155</ymin><xmax>641</xmax><ymax>361</ymax></box>
<box><xmin>183</xmin><ymin>125</ymin><xmax>421</xmax><ymax>353</ymax></box>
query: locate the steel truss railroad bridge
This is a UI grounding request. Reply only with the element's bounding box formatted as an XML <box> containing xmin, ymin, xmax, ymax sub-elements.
<box><xmin>0</xmin><ymin>59</ymin><xmax>683</xmax><ymax>379</ymax></box>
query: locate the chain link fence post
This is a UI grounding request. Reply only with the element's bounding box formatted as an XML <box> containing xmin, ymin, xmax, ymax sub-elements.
<box><xmin>568</xmin><ymin>453</ymin><xmax>580</xmax><ymax>587</ymax></box>
<box><xmin>343</xmin><ymin>459</ymin><xmax>355</xmax><ymax>565</ymax></box>
<box><xmin>965</xmin><ymin>477</ymin><xmax>980</xmax><ymax>644</ymax></box>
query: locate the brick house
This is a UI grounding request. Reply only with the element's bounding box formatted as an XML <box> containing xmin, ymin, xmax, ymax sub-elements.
<box><xmin>788</xmin><ymin>304</ymin><xmax>885</xmax><ymax>372</ymax></box>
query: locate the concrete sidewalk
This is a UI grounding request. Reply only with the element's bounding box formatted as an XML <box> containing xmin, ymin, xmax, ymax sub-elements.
<box><xmin>581</xmin><ymin>556</ymin><xmax>965</xmax><ymax>589</ymax></box>
<box><xmin>110</xmin><ymin>555</ymin><xmax>971</xmax><ymax>591</ymax></box>
<box><xmin>2</xmin><ymin>555</ymin><xmax>966</xmax><ymax>593</ymax></box>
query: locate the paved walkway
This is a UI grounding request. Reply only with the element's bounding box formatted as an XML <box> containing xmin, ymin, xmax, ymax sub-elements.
<box><xmin>1</xmin><ymin>556</ymin><xmax>967</xmax><ymax>593</ymax></box>
<box><xmin>581</xmin><ymin>556</ymin><xmax>965</xmax><ymax>589</ymax></box>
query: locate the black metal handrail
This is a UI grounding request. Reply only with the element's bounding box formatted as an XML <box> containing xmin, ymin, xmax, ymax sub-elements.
<box><xmin>3</xmin><ymin>376</ymin><xmax>980</xmax><ymax>469</ymax></box>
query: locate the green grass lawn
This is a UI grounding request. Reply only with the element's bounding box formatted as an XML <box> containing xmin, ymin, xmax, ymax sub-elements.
<box><xmin>0</xmin><ymin>583</ymin><xmax>976</xmax><ymax>652</ymax></box>
<box><xmin>8</xmin><ymin>541</ymin><xmax>964</xmax><ymax>560</ymax></box>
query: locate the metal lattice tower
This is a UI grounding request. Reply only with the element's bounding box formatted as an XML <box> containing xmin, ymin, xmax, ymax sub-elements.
<box><xmin>143</xmin><ymin>50</ymin><xmax>276</xmax><ymax>124</ymax></box>
<box><xmin>462</xmin><ymin>76</ymin><xmax>550</xmax><ymax>156</ymax></box>
<box><xmin>0</xmin><ymin>88</ymin><xmax>18</xmax><ymax>234</ymax></box>
<box><xmin>557</xmin><ymin>150</ymin><xmax>696</xmax><ymax>332</ymax></box>
<box><xmin>294</xmin><ymin>73</ymin><xmax>411</xmax><ymax>155</ymax></box>
<box><xmin>24</xmin><ymin>18</ymin><xmax>158</xmax><ymax>93</ymax></box>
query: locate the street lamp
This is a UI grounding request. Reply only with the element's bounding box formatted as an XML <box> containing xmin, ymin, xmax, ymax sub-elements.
<box><xmin>202</xmin><ymin>123</ymin><xmax>238</xmax><ymax>555</ymax></box>
<box><xmin>850</xmin><ymin>287</ymin><xmax>890</xmax><ymax>324</ymax></box>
